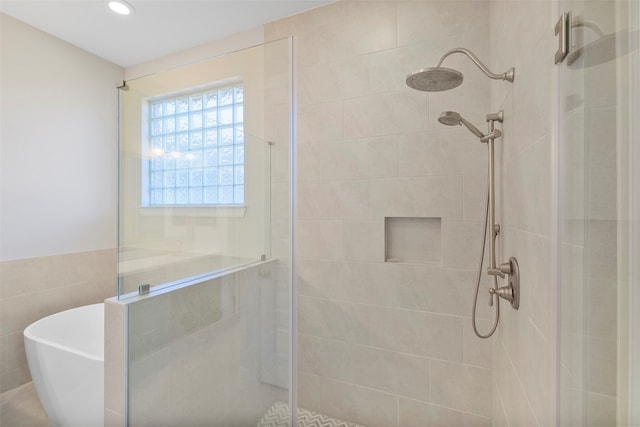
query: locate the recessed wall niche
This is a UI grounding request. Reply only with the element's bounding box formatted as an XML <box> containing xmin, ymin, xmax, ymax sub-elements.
<box><xmin>384</xmin><ymin>217</ymin><xmax>442</xmax><ymax>264</ymax></box>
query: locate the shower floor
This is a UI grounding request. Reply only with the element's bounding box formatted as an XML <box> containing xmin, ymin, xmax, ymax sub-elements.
<box><xmin>258</xmin><ymin>401</ymin><xmax>364</xmax><ymax>427</ymax></box>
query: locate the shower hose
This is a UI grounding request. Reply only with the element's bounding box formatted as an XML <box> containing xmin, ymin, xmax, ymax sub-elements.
<box><xmin>472</xmin><ymin>142</ymin><xmax>500</xmax><ymax>339</ymax></box>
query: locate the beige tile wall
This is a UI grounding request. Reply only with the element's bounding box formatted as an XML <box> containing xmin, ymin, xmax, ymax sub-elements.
<box><xmin>0</xmin><ymin>249</ymin><xmax>116</xmax><ymax>393</ymax></box>
<box><xmin>266</xmin><ymin>1</ymin><xmax>494</xmax><ymax>425</ymax></box>
<box><xmin>489</xmin><ymin>0</ymin><xmax>557</xmax><ymax>426</ymax></box>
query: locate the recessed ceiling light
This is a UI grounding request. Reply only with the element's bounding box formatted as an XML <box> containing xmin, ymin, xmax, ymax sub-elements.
<box><xmin>107</xmin><ymin>0</ymin><xmax>135</xmax><ymax>16</ymax></box>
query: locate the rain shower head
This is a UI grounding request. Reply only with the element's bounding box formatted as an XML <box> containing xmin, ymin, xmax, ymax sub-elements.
<box><xmin>406</xmin><ymin>67</ymin><xmax>463</xmax><ymax>92</ymax></box>
<box><xmin>438</xmin><ymin>111</ymin><xmax>485</xmax><ymax>139</ymax></box>
<box><xmin>406</xmin><ymin>47</ymin><xmax>514</xmax><ymax>92</ymax></box>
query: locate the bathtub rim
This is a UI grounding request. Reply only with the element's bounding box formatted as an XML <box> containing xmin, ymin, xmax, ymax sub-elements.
<box><xmin>23</xmin><ymin>303</ymin><xmax>105</xmax><ymax>362</ymax></box>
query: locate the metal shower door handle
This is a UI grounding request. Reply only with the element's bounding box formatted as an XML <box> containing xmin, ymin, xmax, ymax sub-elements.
<box><xmin>555</xmin><ymin>12</ymin><xmax>569</xmax><ymax>64</ymax></box>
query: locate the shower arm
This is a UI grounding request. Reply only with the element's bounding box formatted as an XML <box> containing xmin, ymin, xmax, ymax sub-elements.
<box><xmin>436</xmin><ymin>48</ymin><xmax>515</xmax><ymax>82</ymax></box>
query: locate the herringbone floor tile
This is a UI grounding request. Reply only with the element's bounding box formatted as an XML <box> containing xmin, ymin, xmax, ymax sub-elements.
<box><xmin>257</xmin><ymin>401</ymin><xmax>364</xmax><ymax>427</ymax></box>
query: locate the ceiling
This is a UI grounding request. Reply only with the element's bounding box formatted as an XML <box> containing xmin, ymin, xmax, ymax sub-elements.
<box><xmin>0</xmin><ymin>0</ymin><xmax>333</xmax><ymax>68</ymax></box>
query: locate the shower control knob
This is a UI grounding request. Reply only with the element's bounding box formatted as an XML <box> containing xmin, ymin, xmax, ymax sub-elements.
<box><xmin>488</xmin><ymin>285</ymin><xmax>514</xmax><ymax>303</ymax></box>
<box><xmin>487</xmin><ymin>257</ymin><xmax>520</xmax><ymax>310</ymax></box>
<box><xmin>499</xmin><ymin>261</ymin><xmax>513</xmax><ymax>275</ymax></box>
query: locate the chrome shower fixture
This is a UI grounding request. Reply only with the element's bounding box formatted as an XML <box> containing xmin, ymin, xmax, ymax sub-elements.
<box><xmin>438</xmin><ymin>111</ymin><xmax>485</xmax><ymax>139</ymax></box>
<box><xmin>438</xmin><ymin>111</ymin><xmax>502</xmax><ymax>142</ymax></box>
<box><xmin>436</xmin><ymin>109</ymin><xmax>520</xmax><ymax>339</ymax></box>
<box><xmin>406</xmin><ymin>47</ymin><xmax>515</xmax><ymax>92</ymax></box>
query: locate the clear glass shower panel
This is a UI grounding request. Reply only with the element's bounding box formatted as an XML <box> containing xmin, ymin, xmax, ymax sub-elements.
<box><xmin>117</xmin><ymin>38</ymin><xmax>293</xmax><ymax>298</ymax></box>
<box><xmin>558</xmin><ymin>1</ymin><xmax>639</xmax><ymax>425</ymax></box>
<box><xmin>119</xmin><ymin>37</ymin><xmax>294</xmax><ymax>425</ymax></box>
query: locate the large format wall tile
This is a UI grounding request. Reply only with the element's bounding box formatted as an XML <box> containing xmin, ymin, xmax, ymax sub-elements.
<box><xmin>347</xmin><ymin>344</ymin><xmax>430</xmax><ymax>402</ymax></box>
<box><xmin>297</xmin><ymin>259</ymin><xmax>399</xmax><ymax>306</ymax></box>
<box><xmin>318</xmin><ymin>378</ymin><xmax>398</xmax><ymax>427</ymax></box>
<box><xmin>368</xmin><ymin>306</ymin><xmax>463</xmax><ymax>362</ymax></box>
<box><xmin>0</xmin><ymin>249</ymin><xmax>116</xmax><ymax>393</ymax></box>
<box><xmin>371</xmin><ymin>177</ymin><xmax>463</xmax><ymax>221</ymax></box>
<box><xmin>490</xmin><ymin>3</ymin><xmax>557</xmax><ymax>422</ymax></box>
<box><xmin>399</xmin><ymin>397</ymin><xmax>491</xmax><ymax>427</ymax></box>
<box><xmin>431</xmin><ymin>359</ymin><xmax>491</xmax><ymax>417</ymax></box>
<box><xmin>344</xmin><ymin>92</ymin><xmax>430</xmax><ymax>139</ymax></box>
<box><xmin>267</xmin><ymin>0</ymin><xmax>493</xmax><ymax>424</ymax></box>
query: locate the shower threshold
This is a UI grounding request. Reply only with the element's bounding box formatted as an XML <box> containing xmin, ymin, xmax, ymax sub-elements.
<box><xmin>258</xmin><ymin>401</ymin><xmax>364</xmax><ymax>427</ymax></box>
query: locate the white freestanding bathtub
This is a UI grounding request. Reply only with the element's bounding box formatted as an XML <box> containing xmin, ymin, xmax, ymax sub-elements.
<box><xmin>24</xmin><ymin>303</ymin><xmax>104</xmax><ymax>427</ymax></box>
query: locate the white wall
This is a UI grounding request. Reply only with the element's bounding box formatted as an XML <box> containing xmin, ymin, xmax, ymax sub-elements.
<box><xmin>0</xmin><ymin>13</ymin><xmax>122</xmax><ymax>393</ymax></box>
<box><xmin>124</xmin><ymin>27</ymin><xmax>263</xmax><ymax>81</ymax></box>
<box><xmin>0</xmin><ymin>13</ymin><xmax>123</xmax><ymax>261</ymax></box>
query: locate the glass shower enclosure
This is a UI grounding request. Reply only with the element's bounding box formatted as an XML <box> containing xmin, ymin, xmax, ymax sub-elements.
<box><xmin>116</xmin><ymin>37</ymin><xmax>294</xmax><ymax>425</ymax></box>
<box><xmin>558</xmin><ymin>0</ymin><xmax>640</xmax><ymax>425</ymax></box>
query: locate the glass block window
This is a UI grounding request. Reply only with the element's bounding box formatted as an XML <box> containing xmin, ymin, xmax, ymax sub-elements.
<box><xmin>147</xmin><ymin>84</ymin><xmax>244</xmax><ymax>206</ymax></box>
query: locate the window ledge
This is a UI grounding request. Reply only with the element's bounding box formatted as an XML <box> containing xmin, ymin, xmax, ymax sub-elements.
<box><xmin>138</xmin><ymin>205</ymin><xmax>247</xmax><ymax>217</ymax></box>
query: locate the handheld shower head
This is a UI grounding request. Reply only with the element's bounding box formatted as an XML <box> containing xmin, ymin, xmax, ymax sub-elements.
<box><xmin>438</xmin><ymin>111</ymin><xmax>462</xmax><ymax>126</ymax></box>
<box><xmin>406</xmin><ymin>47</ymin><xmax>515</xmax><ymax>92</ymax></box>
<box><xmin>438</xmin><ymin>111</ymin><xmax>485</xmax><ymax>139</ymax></box>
